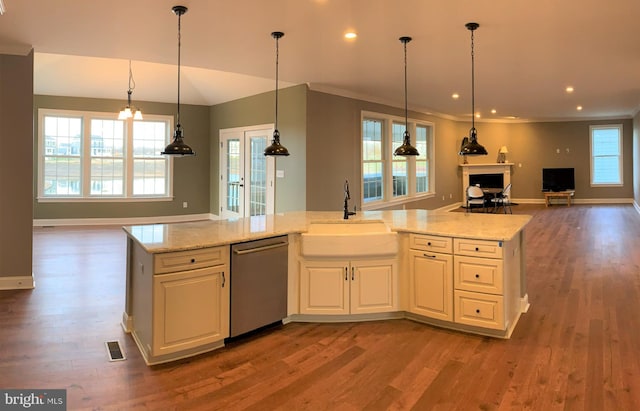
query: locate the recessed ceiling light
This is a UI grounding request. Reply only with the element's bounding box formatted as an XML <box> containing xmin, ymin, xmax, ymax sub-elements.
<box><xmin>344</xmin><ymin>31</ymin><xmax>357</xmax><ymax>40</ymax></box>
<box><xmin>491</xmin><ymin>109</ymin><xmax>497</xmax><ymax>114</ymax></box>
<box><xmin>0</xmin><ymin>0</ymin><xmax>5</xmax><ymax>15</ymax></box>
<box><xmin>452</xmin><ymin>93</ymin><xmax>460</xmax><ymax>99</ymax></box>
<box><xmin>576</xmin><ymin>105</ymin><xmax>583</xmax><ymax>111</ymax></box>
<box><xmin>475</xmin><ymin>112</ymin><xmax>481</xmax><ymax>119</ymax></box>
<box><xmin>566</xmin><ymin>86</ymin><xmax>574</xmax><ymax>93</ymax></box>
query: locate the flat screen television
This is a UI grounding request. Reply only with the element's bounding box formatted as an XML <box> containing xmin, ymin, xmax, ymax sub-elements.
<box><xmin>542</xmin><ymin>168</ymin><xmax>575</xmax><ymax>192</ymax></box>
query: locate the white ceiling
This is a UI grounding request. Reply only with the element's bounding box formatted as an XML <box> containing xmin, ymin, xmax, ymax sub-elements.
<box><xmin>1</xmin><ymin>0</ymin><xmax>640</xmax><ymax>122</ymax></box>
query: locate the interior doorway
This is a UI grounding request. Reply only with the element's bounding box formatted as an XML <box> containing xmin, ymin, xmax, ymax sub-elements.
<box><xmin>219</xmin><ymin>125</ymin><xmax>275</xmax><ymax>219</ymax></box>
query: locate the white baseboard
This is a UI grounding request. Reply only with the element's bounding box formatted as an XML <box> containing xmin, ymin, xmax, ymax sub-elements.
<box><xmin>34</xmin><ymin>213</ymin><xmax>220</xmax><ymax>227</ymax></box>
<box><xmin>520</xmin><ymin>293</ymin><xmax>530</xmax><ymax>313</ymax></box>
<box><xmin>0</xmin><ymin>275</ymin><xmax>35</xmax><ymax>290</ymax></box>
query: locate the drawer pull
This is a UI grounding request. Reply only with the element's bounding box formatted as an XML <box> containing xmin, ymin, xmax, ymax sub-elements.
<box><xmin>191</xmin><ymin>258</ymin><xmax>196</xmax><ymax>263</ymax></box>
<box><xmin>423</xmin><ymin>254</ymin><xmax>437</xmax><ymax>259</ymax></box>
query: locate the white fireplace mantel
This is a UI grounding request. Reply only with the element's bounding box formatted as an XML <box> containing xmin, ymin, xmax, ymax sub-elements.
<box><xmin>460</xmin><ymin>163</ymin><xmax>513</xmax><ymax>200</ymax></box>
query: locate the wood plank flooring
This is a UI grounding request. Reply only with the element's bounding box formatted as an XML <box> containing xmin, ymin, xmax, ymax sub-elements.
<box><xmin>1</xmin><ymin>204</ymin><xmax>640</xmax><ymax>410</ymax></box>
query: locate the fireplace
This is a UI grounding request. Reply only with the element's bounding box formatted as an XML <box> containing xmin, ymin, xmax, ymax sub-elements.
<box><xmin>469</xmin><ymin>173</ymin><xmax>504</xmax><ymax>189</ymax></box>
<box><xmin>460</xmin><ymin>163</ymin><xmax>513</xmax><ymax>200</ymax></box>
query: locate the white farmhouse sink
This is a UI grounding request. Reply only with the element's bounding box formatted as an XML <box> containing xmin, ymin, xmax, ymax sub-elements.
<box><xmin>301</xmin><ymin>220</ymin><xmax>398</xmax><ymax>258</ymax></box>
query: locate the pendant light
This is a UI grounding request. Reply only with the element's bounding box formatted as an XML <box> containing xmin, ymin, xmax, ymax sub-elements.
<box><xmin>162</xmin><ymin>5</ymin><xmax>195</xmax><ymax>156</ymax></box>
<box><xmin>118</xmin><ymin>60</ymin><xmax>143</xmax><ymax>120</ymax></box>
<box><xmin>458</xmin><ymin>22</ymin><xmax>488</xmax><ymax>156</ymax></box>
<box><xmin>264</xmin><ymin>31</ymin><xmax>290</xmax><ymax>156</ymax></box>
<box><xmin>394</xmin><ymin>36</ymin><xmax>419</xmax><ymax>156</ymax></box>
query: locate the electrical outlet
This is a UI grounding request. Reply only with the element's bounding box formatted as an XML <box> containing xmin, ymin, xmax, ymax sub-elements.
<box><xmin>442</xmin><ymin>195</ymin><xmax>445</xmax><ymax>201</ymax></box>
<box><xmin>449</xmin><ymin>193</ymin><xmax>452</xmax><ymax>199</ymax></box>
<box><xmin>182</xmin><ymin>201</ymin><xmax>188</xmax><ymax>208</ymax></box>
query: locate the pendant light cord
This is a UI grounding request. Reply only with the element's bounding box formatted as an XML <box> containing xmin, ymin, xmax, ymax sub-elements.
<box><xmin>404</xmin><ymin>39</ymin><xmax>408</xmax><ymax>132</ymax></box>
<box><xmin>274</xmin><ymin>34</ymin><xmax>280</xmax><ymax>131</ymax></box>
<box><xmin>470</xmin><ymin>27</ymin><xmax>475</xmax><ymax>131</ymax></box>
<box><xmin>176</xmin><ymin>10</ymin><xmax>182</xmax><ymax>128</ymax></box>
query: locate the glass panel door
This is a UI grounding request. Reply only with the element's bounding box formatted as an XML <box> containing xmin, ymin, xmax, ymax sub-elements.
<box><xmin>219</xmin><ymin>127</ymin><xmax>274</xmax><ymax>219</ymax></box>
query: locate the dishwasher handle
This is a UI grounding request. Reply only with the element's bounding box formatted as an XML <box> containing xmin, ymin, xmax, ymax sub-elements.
<box><xmin>233</xmin><ymin>241</ymin><xmax>288</xmax><ymax>255</ymax></box>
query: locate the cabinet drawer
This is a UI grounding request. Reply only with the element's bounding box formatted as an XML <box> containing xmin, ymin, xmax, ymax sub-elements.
<box><xmin>155</xmin><ymin>246</ymin><xmax>227</xmax><ymax>274</ymax></box>
<box><xmin>454</xmin><ymin>255</ymin><xmax>503</xmax><ymax>294</ymax></box>
<box><xmin>454</xmin><ymin>238</ymin><xmax>503</xmax><ymax>259</ymax></box>
<box><xmin>454</xmin><ymin>290</ymin><xmax>504</xmax><ymax>330</ymax></box>
<box><xmin>410</xmin><ymin>234</ymin><xmax>452</xmax><ymax>254</ymax></box>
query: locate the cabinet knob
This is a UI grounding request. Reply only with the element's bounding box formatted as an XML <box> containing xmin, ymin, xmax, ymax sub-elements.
<box><xmin>476</xmin><ymin>309</ymin><xmax>480</xmax><ymax>314</ymax></box>
<box><xmin>427</xmin><ymin>242</ymin><xmax>432</xmax><ymax>246</ymax></box>
<box><xmin>475</xmin><ymin>247</ymin><xmax>479</xmax><ymax>251</ymax></box>
<box><xmin>191</xmin><ymin>258</ymin><xmax>196</xmax><ymax>263</ymax></box>
<box><xmin>475</xmin><ymin>274</ymin><xmax>480</xmax><ymax>279</ymax></box>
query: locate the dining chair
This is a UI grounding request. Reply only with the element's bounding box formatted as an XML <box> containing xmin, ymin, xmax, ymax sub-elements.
<box><xmin>466</xmin><ymin>185</ymin><xmax>486</xmax><ymax>213</ymax></box>
<box><xmin>491</xmin><ymin>183</ymin><xmax>512</xmax><ymax>214</ymax></box>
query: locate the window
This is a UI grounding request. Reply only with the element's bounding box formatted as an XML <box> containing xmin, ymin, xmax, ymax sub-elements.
<box><xmin>362</xmin><ymin>112</ymin><xmax>434</xmax><ymax>207</ymax></box>
<box><xmin>38</xmin><ymin>109</ymin><xmax>173</xmax><ymax>201</ymax></box>
<box><xmin>590</xmin><ymin>124</ymin><xmax>623</xmax><ymax>186</ymax></box>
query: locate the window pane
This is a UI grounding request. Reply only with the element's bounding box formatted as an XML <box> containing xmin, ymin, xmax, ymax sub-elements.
<box><xmin>133</xmin><ymin>159</ymin><xmax>166</xmax><ymax>195</ymax></box>
<box><xmin>91</xmin><ymin>119</ymin><xmax>124</xmax><ymax>157</ymax></box>
<box><xmin>90</xmin><ymin>158</ymin><xmax>124</xmax><ymax>195</ymax></box>
<box><xmin>591</xmin><ymin>126</ymin><xmax>622</xmax><ymax>185</ymax></box>
<box><xmin>43</xmin><ymin>157</ymin><xmax>82</xmax><ymax>196</ymax></box>
<box><xmin>133</xmin><ymin>121</ymin><xmax>169</xmax><ymax>196</ymax></box>
<box><xmin>43</xmin><ymin>116</ymin><xmax>82</xmax><ymax>196</ymax></box>
<box><xmin>363</xmin><ymin>119</ymin><xmax>382</xmax><ymax>161</ymax></box>
<box><xmin>415</xmin><ymin>126</ymin><xmax>429</xmax><ymax>193</ymax></box>
<box><xmin>392</xmin><ymin>123</ymin><xmax>407</xmax><ymax>197</ymax></box>
<box><xmin>249</xmin><ymin>137</ymin><xmax>267</xmax><ymax>216</ymax></box>
<box><xmin>363</xmin><ymin>162</ymin><xmax>383</xmax><ymax>203</ymax></box>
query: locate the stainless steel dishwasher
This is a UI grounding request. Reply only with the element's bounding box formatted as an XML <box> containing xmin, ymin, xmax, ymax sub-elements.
<box><xmin>229</xmin><ymin>235</ymin><xmax>288</xmax><ymax>338</ymax></box>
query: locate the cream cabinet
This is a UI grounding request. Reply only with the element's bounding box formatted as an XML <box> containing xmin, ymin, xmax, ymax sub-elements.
<box><xmin>453</xmin><ymin>238</ymin><xmax>519</xmax><ymax>332</ymax></box>
<box><xmin>130</xmin><ymin>242</ymin><xmax>230</xmax><ymax>365</ymax></box>
<box><xmin>408</xmin><ymin>234</ymin><xmax>454</xmax><ymax>321</ymax></box>
<box><xmin>300</xmin><ymin>258</ymin><xmax>397</xmax><ymax>315</ymax></box>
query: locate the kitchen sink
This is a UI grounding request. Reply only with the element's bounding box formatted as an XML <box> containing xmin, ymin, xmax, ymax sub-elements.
<box><xmin>301</xmin><ymin>220</ymin><xmax>398</xmax><ymax>257</ymax></box>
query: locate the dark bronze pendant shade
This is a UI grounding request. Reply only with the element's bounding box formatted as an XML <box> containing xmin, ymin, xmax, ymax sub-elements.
<box><xmin>458</xmin><ymin>22</ymin><xmax>487</xmax><ymax>157</ymax></box>
<box><xmin>264</xmin><ymin>31</ymin><xmax>290</xmax><ymax>156</ymax></box>
<box><xmin>162</xmin><ymin>5</ymin><xmax>195</xmax><ymax>156</ymax></box>
<box><xmin>394</xmin><ymin>36</ymin><xmax>419</xmax><ymax>157</ymax></box>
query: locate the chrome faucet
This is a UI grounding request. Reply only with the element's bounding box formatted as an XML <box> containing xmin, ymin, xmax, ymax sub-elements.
<box><xmin>344</xmin><ymin>180</ymin><xmax>356</xmax><ymax>219</ymax></box>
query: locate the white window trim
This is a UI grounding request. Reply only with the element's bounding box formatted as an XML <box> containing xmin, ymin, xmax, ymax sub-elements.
<box><xmin>37</xmin><ymin>108</ymin><xmax>175</xmax><ymax>202</ymax></box>
<box><xmin>361</xmin><ymin>110</ymin><xmax>435</xmax><ymax>210</ymax></box>
<box><xmin>589</xmin><ymin>124</ymin><xmax>623</xmax><ymax>187</ymax></box>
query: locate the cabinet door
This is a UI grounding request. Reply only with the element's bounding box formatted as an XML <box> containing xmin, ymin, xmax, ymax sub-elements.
<box><xmin>351</xmin><ymin>259</ymin><xmax>398</xmax><ymax>314</ymax></box>
<box><xmin>152</xmin><ymin>265</ymin><xmax>229</xmax><ymax>357</ymax></box>
<box><xmin>300</xmin><ymin>260</ymin><xmax>349</xmax><ymax>315</ymax></box>
<box><xmin>408</xmin><ymin>250</ymin><xmax>453</xmax><ymax>321</ymax></box>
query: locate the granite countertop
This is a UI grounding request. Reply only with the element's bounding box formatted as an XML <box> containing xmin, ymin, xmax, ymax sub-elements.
<box><xmin>123</xmin><ymin>210</ymin><xmax>532</xmax><ymax>253</ymax></box>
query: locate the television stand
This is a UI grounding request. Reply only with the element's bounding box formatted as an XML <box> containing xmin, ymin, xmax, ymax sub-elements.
<box><xmin>543</xmin><ymin>190</ymin><xmax>575</xmax><ymax>207</ymax></box>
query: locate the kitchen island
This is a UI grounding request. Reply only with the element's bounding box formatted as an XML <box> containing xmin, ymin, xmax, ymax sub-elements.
<box><xmin>122</xmin><ymin>210</ymin><xmax>531</xmax><ymax>365</ymax></box>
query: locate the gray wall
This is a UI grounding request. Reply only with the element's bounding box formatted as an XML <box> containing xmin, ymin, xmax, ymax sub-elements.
<box><xmin>464</xmin><ymin>119</ymin><xmax>634</xmax><ymax>200</ymax></box>
<box><xmin>306</xmin><ymin>89</ymin><xmax>634</xmax><ymax>210</ymax></box>
<box><xmin>306</xmin><ymin>89</ymin><xmax>463</xmax><ymax>211</ymax></box>
<box><xmin>0</xmin><ymin>51</ymin><xmax>33</xmax><ymax>279</ymax></box>
<box><xmin>33</xmin><ymin>95</ymin><xmax>211</xmax><ymax>219</ymax></box>
<box><xmin>209</xmin><ymin>84</ymin><xmax>307</xmax><ymax>214</ymax></box>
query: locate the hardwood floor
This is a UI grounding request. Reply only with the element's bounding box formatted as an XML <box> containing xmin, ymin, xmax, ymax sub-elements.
<box><xmin>1</xmin><ymin>204</ymin><xmax>640</xmax><ymax>410</ymax></box>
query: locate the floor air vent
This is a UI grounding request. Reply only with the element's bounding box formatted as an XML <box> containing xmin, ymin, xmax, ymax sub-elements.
<box><xmin>105</xmin><ymin>340</ymin><xmax>126</xmax><ymax>361</ymax></box>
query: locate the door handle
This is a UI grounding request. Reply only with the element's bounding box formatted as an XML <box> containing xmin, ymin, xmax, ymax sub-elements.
<box><xmin>351</xmin><ymin>266</ymin><xmax>355</xmax><ymax>281</ymax></box>
<box><xmin>222</xmin><ymin>272</ymin><xmax>226</xmax><ymax>288</ymax></box>
<box><xmin>345</xmin><ymin>267</ymin><xmax>348</xmax><ymax>281</ymax></box>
